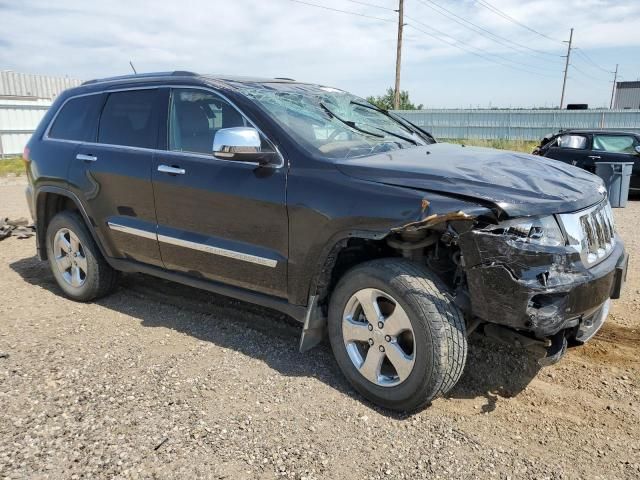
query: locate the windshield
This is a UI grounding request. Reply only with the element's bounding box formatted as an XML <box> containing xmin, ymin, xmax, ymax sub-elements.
<box><xmin>232</xmin><ymin>82</ymin><xmax>432</xmax><ymax>159</ymax></box>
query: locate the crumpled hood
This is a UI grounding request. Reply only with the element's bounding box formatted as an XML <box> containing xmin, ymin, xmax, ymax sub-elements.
<box><xmin>335</xmin><ymin>143</ymin><xmax>606</xmax><ymax>217</ymax></box>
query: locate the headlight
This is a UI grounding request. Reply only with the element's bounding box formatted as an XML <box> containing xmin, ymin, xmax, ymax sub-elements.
<box><xmin>496</xmin><ymin>215</ymin><xmax>565</xmax><ymax>247</ymax></box>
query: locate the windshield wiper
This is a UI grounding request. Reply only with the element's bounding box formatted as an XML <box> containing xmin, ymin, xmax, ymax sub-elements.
<box><xmin>349</xmin><ymin>101</ymin><xmax>419</xmax><ymax>145</ymax></box>
<box><xmin>350</xmin><ymin>100</ymin><xmax>435</xmax><ymax>144</ymax></box>
<box><xmin>319</xmin><ymin>103</ymin><xmax>384</xmax><ymax>138</ymax></box>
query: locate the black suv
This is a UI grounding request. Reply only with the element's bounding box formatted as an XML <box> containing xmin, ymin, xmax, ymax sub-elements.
<box><xmin>25</xmin><ymin>72</ymin><xmax>628</xmax><ymax>411</ymax></box>
<box><xmin>533</xmin><ymin>129</ymin><xmax>640</xmax><ymax>192</ymax></box>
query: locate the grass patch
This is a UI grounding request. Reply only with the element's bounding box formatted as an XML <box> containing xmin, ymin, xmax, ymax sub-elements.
<box><xmin>0</xmin><ymin>157</ymin><xmax>26</xmax><ymax>177</ymax></box>
<box><xmin>443</xmin><ymin>138</ymin><xmax>539</xmax><ymax>153</ymax></box>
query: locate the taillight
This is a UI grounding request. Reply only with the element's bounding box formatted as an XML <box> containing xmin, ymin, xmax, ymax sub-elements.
<box><xmin>22</xmin><ymin>146</ymin><xmax>31</xmax><ymax>163</ymax></box>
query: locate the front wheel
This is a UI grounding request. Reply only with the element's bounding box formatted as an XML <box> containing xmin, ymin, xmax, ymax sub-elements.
<box><xmin>328</xmin><ymin>259</ymin><xmax>467</xmax><ymax>412</ymax></box>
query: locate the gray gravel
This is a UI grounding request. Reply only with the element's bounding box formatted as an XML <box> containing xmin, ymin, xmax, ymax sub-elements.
<box><xmin>1</xmin><ymin>177</ymin><xmax>639</xmax><ymax>479</ymax></box>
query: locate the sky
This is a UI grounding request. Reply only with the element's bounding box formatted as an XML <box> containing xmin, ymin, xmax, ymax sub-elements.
<box><xmin>1</xmin><ymin>0</ymin><xmax>639</xmax><ymax>108</ymax></box>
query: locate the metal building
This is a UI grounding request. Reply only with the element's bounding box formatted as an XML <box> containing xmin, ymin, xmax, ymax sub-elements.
<box><xmin>0</xmin><ymin>71</ymin><xmax>82</xmax><ymax>156</ymax></box>
<box><xmin>613</xmin><ymin>81</ymin><xmax>640</xmax><ymax>110</ymax></box>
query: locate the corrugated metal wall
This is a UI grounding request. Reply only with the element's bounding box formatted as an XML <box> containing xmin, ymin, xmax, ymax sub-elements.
<box><xmin>0</xmin><ymin>71</ymin><xmax>81</xmax><ymax>99</ymax></box>
<box><xmin>614</xmin><ymin>86</ymin><xmax>640</xmax><ymax>110</ymax></box>
<box><xmin>395</xmin><ymin>109</ymin><xmax>640</xmax><ymax>140</ymax></box>
<box><xmin>0</xmin><ymin>99</ymin><xmax>52</xmax><ymax>156</ymax></box>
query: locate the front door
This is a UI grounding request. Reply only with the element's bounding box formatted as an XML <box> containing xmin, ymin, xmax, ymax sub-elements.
<box><xmin>151</xmin><ymin>87</ymin><xmax>288</xmax><ymax>298</ymax></box>
<box><xmin>68</xmin><ymin>88</ymin><xmax>163</xmax><ymax>267</ymax></box>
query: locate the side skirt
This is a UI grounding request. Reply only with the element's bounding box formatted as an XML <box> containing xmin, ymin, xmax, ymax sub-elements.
<box><xmin>107</xmin><ymin>257</ymin><xmax>307</xmax><ymax>323</ymax></box>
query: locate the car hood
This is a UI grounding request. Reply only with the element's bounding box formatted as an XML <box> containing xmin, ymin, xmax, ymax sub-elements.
<box><xmin>335</xmin><ymin>143</ymin><xmax>606</xmax><ymax>218</ymax></box>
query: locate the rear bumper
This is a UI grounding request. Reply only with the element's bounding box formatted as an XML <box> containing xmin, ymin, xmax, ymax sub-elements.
<box><xmin>461</xmin><ymin>233</ymin><xmax>627</xmax><ymax>339</ymax></box>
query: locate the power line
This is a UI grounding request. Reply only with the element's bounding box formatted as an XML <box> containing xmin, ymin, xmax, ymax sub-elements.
<box><xmin>414</xmin><ymin>0</ymin><xmax>561</xmax><ymax>59</ymax></box>
<box><xmin>406</xmin><ymin>23</ymin><xmax>557</xmax><ymax>78</ymax></box>
<box><xmin>571</xmin><ymin>64</ymin><xmax>608</xmax><ymax>84</ymax></box>
<box><xmin>404</xmin><ymin>13</ymin><xmax>558</xmax><ymax>75</ymax></box>
<box><xmin>344</xmin><ymin>0</ymin><xmax>395</xmax><ymax>11</ymax></box>
<box><xmin>573</xmin><ymin>49</ymin><xmax>613</xmax><ymax>74</ymax></box>
<box><xmin>474</xmin><ymin>0</ymin><xmax>562</xmax><ymax>43</ymax></box>
<box><xmin>288</xmin><ymin>0</ymin><xmax>396</xmax><ymax>23</ymax></box>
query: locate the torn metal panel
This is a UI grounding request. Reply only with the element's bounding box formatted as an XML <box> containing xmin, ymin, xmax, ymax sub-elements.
<box><xmin>392</xmin><ymin>210</ymin><xmax>474</xmax><ymax>233</ymax></box>
<box><xmin>459</xmin><ymin>228</ymin><xmax>625</xmax><ymax>337</ymax></box>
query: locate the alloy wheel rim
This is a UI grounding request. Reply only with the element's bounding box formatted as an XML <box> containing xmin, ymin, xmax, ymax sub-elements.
<box><xmin>53</xmin><ymin>228</ymin><xmax>88</xmax><ymax>288</ymax></box>
<box><xmin>342</xmin><ymin>288</ymin><xmax>416</xmax><ymax>387</ymax></box>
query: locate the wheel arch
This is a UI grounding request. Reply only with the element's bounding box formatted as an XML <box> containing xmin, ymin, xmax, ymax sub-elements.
<box><xmin>35</xmin><ymin>186</ymin><xmax>107</xmax><ymax>261</ymax></box>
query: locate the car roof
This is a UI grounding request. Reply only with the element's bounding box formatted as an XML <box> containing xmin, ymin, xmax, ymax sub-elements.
<box><xmin>558</xmin><ymin>129</ymin><xmax>640</xmax><ymax>136</ymax></box>
<box><xmin>80</xmin><ymin>71</ymin><xmax>303</xmax><ymax>89</ymax></box>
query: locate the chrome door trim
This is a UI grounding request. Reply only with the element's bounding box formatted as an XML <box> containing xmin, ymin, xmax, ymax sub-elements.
<box><xmin>107</xmin><ymin>222</ymin><xmax>158</xmax><ymax>241</ymax></box>
<box><xmin>157</xmin><ymin>234</ymin><xmax>278</xmax><ymax>268</ymax></box>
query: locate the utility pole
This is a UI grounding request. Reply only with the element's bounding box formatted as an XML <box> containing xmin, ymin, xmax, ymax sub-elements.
<box><xmin>559</xmin><ymin>27</ymin><xmax>574</xmax><ymax>109</ymax></box>
<box><xmin>609</xmin><ymin>63</ymin><xmax>619</xmax><ymax>109</ymax></box>
<box><xmin>393</xmin><ymin>0</ymin><xmax>404</xmax><ymax>110</ymax></box>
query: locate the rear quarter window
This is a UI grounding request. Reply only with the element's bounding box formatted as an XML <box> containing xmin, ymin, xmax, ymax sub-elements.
<box><xmin>48</xmin><ymin>94</ymin><xmax>104</xmax><ymax>141</ymax></box>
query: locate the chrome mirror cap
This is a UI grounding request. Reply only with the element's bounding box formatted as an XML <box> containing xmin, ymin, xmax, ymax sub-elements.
<box><xmin>213</xmin><ymin>127</ymin><xmax>261</xmax><ymax>158</ymax></box>
<box><xmin>635</xmin><ymin>145</ymin><xmax>640</xmax><ymax>155</ymax></box>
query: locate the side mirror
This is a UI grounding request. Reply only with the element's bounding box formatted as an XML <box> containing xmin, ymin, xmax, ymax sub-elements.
<box><xmin>635</xmin><ymin>145</ymin><xmax>640</xmax><ymax>155</ymax></box>
<box><xmin>212</xmin><ymin>127</ymin><xmax>276</xmax><ymax>165</ymax></box>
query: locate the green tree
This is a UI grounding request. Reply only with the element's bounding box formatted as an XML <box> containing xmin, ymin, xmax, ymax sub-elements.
<box><xmin>365</xmin><ymin>87</ymin><xmax>424</xmax><ymax>110</ymax></box>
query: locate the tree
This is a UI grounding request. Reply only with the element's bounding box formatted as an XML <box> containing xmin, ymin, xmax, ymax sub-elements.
<box><xmin>366</xmin><ymin>87</ymin><xmax>424</xmax><ymax>111</ymax></box>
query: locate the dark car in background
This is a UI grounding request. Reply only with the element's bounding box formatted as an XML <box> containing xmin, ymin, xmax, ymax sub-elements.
<box><xmin>24</xmin><ymin>72</ymin><xmax>628</xmax><ymax>411</ymax></box>
<box><xmin>533</xmin><ymin>129</ymin><xmax>640</xmax><ymax>192</ymax></box>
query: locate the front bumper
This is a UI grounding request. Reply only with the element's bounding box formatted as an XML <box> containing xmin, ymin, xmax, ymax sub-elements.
<box><xmin>460</xmin><ymin>231</ymin><xmax>627</xmax><ymax>339</ymax></box>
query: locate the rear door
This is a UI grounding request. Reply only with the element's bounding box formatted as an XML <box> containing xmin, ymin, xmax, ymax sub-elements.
<box><xmin>591</xmin><ymin>133</ymin><xmax>640</xmax><ymax>190</ymax></box>
<box><xmin>68</xmin><ymin>88</ymin><xmax>163</xmax><ymax>267</ymax></box>
<box><xmin>151</xmin><ymin>87</ymin><xmax>288</xmax><ymax>298</ymax></box>
<box><xmin>543</xmin><ymin>133</ymin><xmax>594</xmax><ymax>171</ymax></box>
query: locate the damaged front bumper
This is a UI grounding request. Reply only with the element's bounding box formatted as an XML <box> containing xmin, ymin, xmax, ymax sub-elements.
<box><xmin>459</xmin><ymin>230</ymin><xmax>628</xmax><ymax>343</ymax></box>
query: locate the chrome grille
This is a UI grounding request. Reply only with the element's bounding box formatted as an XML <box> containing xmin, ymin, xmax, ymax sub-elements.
<box><xmin>559</xmin><ymin>201</ymin><xmax>616</xmax><ymax>266</ymax></box>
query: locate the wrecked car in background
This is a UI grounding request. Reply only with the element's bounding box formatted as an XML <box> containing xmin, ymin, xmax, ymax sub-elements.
<box><xmin>24</xmin><ymin>72</ymin><xmax>628</xmax><ymax>412</ymax></box>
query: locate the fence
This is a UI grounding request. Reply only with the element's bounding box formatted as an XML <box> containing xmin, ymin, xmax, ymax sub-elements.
<box><xmin>394</xmin><ymin>109</ymin><xmax>640</xmax><ymax>141</ymax></box>
<box><xmin>2</xmin><ymin>104</ymin><xmax>640</xmax><ymax>157</ymax></box>
<box><xmin>0</xmin><ymin>98</ymin><xmax>51</xmax><ymax>157</ymax></box>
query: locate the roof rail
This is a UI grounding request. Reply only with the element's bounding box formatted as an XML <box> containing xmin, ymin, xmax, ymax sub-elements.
<box><xmin>82</xmin><ymin>71</ymin><xmax>199</xmax><ymax>85</ymax></box>
<box><xmin>274</xmin><ymin>77</ymin><xmax>296</xmax><ymax>81</ymax></box>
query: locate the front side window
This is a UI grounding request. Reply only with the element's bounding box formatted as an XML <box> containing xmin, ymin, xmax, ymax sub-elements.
<box><xmin>557</xmin><ymin>134</ymin><xmax>588</xmax><ymax>150</ymax></box>
<box><xmin>98</xmin><ymin>89</ymin><xmax>159</xmax><ymax>149</ymax></box>
<box><xmin>592</xmin><ymin>135</ymin><xmax>638</xmax><ymax>154</ymax></box>
<box><xmin>169</xmin><ymin>89</ymin><xmax>247</xmax><ymax>155</ymax></box>
<box><xmin>49</xmin><ymin>94</ymin><xmax>103</xmax><ymax>141</ymax></box>
<box><xmin>232</xmin><ymin>82</ymin><xmax>431</xmax><ymax>160</ymax></box>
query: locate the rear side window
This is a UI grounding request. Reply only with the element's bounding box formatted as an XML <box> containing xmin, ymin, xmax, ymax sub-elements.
<box><xmin>557</xmin><ymin>134</ymin><xmax>588</xmax><ymax>150</ymax></box>
<box><xmin>98</xmin><ymin>89</ymin><xmax>159</xmax><ymax>149</ymax></box>
<box><xmin>592</xmin><ymin>135</ymin><xmax>638</xmax><ymax>154</ymax></box>
<box><xmin>48</xmin><ymin>94</ymin><xmax>103</xmax><ymax>141</ymax></box>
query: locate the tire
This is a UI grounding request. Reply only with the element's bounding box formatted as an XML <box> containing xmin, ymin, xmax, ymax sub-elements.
<box><xmin>45</xmin><ymin>211</ymin><xmax>119</xmax><ymax>302</ymax></box>
<box><xmin>328</xmin><ymin>258</ymin><xmax>467</xmax><ymax>412</ymax></box>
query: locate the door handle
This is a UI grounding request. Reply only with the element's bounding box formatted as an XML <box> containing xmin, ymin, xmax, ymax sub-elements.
<box><xmin>158</xmin><ymin>164</ymin><xmax>186</xmax><ymax>175</ymax></box>
<box><xmin>588</xmin><ymin>155</ymin><xmax>601</xmax><ymax>160</ymax></box>
<box><xmin>76</xmin><ymin>153</ymin><xmax>97</xmax><ymax>162</ymax></box>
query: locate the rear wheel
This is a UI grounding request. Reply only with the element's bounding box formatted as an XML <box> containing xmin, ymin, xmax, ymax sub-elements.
<box><xmin>46</xmin><ymin>211</ymin><xmax>119</xmax><ymax>301</ymax></box>
<box><xmin>328</xmin><ymin>258</ymin><xmax>467</xmax><ymax>412</ymax></box>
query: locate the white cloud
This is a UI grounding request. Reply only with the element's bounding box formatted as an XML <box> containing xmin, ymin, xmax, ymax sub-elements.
<box><xmin>0</xmin><ymin>0</ymin><xmax>638</xmax><ymax>107</ymax></box>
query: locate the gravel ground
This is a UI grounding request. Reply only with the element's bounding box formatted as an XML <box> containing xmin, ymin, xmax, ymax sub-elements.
<box><xmin>0</xmin><ymin>176</ymin><xmax>638</xmax><ymax>479</ymax></box>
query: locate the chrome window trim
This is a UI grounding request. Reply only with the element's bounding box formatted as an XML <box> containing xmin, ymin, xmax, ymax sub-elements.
<box><xmin>157</xmin><ymin>234</ymin><xmax>277</xmax><ymax>268</ymax></box>
<box><xmin>107</xmin><ymin>221</ymin><xmax>277</xmax><ymax>268</ymax></box>
<box><xmin>43</xmin><ymin>84</ymin><xmax>285</xmax><ymax>168</ymax></box>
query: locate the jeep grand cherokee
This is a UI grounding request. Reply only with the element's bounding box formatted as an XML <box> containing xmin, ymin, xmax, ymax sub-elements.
<box><xmin>24</xmin><ymin>72</ymin><xmax>628</xmax><ymax>411</ymax></box>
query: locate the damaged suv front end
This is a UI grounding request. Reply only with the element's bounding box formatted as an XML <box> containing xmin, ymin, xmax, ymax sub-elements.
<box><xmin>458</xmin><ymin>199</ymin><xmax>628</xmax><ymax>363</ymax></box>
